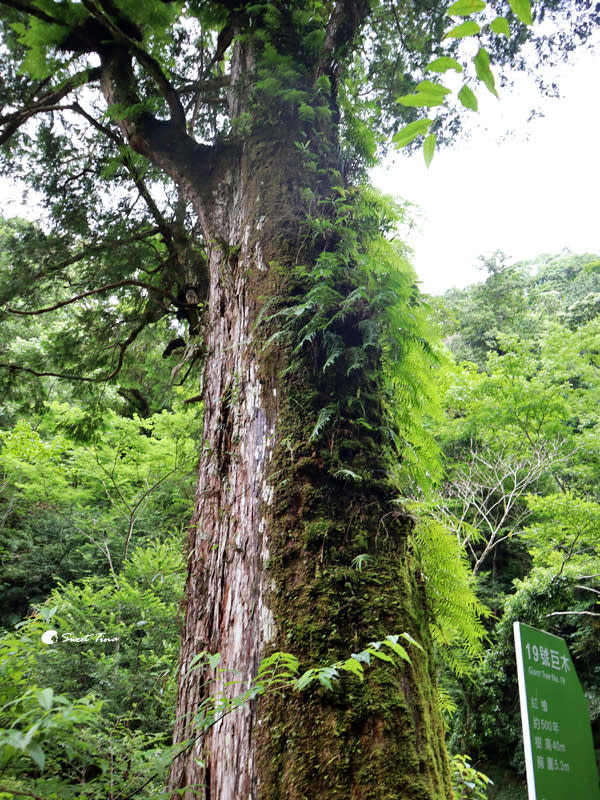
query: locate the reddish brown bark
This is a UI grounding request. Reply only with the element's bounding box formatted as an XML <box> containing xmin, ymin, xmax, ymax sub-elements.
<box><xmin>168</xmin><ymin>149</ymin><xmax>283</xmax><ymax>798</ymax></box>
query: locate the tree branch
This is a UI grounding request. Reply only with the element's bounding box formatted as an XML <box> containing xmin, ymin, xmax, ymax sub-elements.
<box><xmin>0</xmin><ymin>0</ymin><xmax>64</xmax><ymax>25</ymax></box>
<box><xmin>179</xmin><ymin>76</ymin><xmax>231</xmax><ymax>96</ymax></box>
<box><xmin>317</xmin><ymin>0</ymin><xmax>371</xmax><ymax>83</ymax></box>
<box><xmin>96</xmin><ymin>42</ymin><xmax>217</xmax><ymax>230</ymax></box>
<box><xmin>545</xmin><ymin>611</ymin><xmax>600</xmax><ymax>618</ymax></box>
<box><xmin>69</xmin><ymin>102</ymin><xmax>174</xmax><ymax>237</ymax></box>
<box><xmin>1</xmin><ymin>303</ymin><xmax>164</xmax><ymax>384</ymax></box>
<box><xmin>0</xmin><ymin>362</ymin><xmax>100</xmax><ymax>382</ymax></box>
<box><xmin>81</xmin><ymin>0</ymin><xmax>186</xmax><ymax>130</ymax></box>
<box><xmin>5</xmin><ymin>279</ymin><xmax>178</xmax><ymax>316</ymax></box>
<box><xmin>106</xmin><ymin>315</ymin><xmax>155</xmax><ymax>381</ymax></box>
<box><xmin>0</xmin><ymin>67</ymin><xmax>101</xmax><ymax>145</ymax></box>
<box><xmin>574</xmin><ymin>584</ymin><xmax>600</xmax><ymax>595</ymax></box>
<box><xmin>0</xmin><ymin>786</ymin><xmax>47</xmax><ymax>800</ymax></box>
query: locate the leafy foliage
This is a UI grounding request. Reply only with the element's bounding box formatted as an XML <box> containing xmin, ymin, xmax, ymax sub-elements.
<box><xmin>451</xmin><ymin>753</ymin><xmax>493</xmax><ymax>800</ymax></box>
<box><xmin>0</xmin><ymin>401</ymin><xmax>200</xmax><ymax>628</ymax></box>
<box><xmin>0</xmin><ymin>0</ymin><xmax>599</xmax><ymax>795</ymax></box>
<box><xmin>414</xmin><ymin>513</ymin><xmax>491</xmax><ymax>677</ymax></box>
<box><xmin>265</xmin><ymin>185</ymin><xmax>443</xmax><ymax>491</ymax></box>
<box><xmin>0</xmin><ymin>534</ymin><xmax>185</xmax><ymax>799</ymax></box>
<box><xmin>427</xmin><ymin>252</ymin><xmax>600</xmax><ymax>784</ymax></box>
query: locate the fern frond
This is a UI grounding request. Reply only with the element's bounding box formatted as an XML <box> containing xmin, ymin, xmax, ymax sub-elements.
<box><xmin>309</xmin><ymin>404</ymin><xmax>336</xmax><ymax>442</ymax></box>
<box><xmin>322</xmin><ymin>331</ymin><xmax>344</xmax><ymax>372</ymax></box>
<box><xmin>413</xmin><ymin>513</ymin><xmax>491</xmax><ymax>677</ymax></box>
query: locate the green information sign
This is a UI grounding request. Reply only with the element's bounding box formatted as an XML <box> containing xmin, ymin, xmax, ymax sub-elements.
<box><xmin>514</xmin><ymin>622</ymin><xmax>600</xmax><ymax>800</ymax></box>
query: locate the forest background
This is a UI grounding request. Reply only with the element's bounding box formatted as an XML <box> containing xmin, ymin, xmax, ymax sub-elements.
<box><xmin>2</xmin><ymin>233</ymin><xmax>600</xmax><ymax>799</ymax></box>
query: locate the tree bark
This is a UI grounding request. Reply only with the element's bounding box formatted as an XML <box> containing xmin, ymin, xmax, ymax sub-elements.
<box><xmin>167</xmin><ymin>126</ymin><xmax>451</xmax><ymax>798</ymax></box>
<box><xmin>168</xmin><ymin>137</ymin><xmax>285</xmax><ymax>798</ymax></box>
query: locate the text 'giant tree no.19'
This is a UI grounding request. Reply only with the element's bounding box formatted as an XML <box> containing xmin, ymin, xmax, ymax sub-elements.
<box><xmin>0</xmin><ymin>0</ymin><xmax>596</xmax><ymax>797</ymax></box>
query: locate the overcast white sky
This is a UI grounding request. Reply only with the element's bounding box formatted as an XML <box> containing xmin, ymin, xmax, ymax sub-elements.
<box><xmin>372</xmin><ymin>42</ymin><xmax>600</xmax><ymax>295</ymax></box>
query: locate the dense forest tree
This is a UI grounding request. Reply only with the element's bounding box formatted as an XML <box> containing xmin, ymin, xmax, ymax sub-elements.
<box><xmin>430</xmin><ymin>252</ymin><xmax>600</xmax><ymax>795</ymax></box>
<box><xmin>1</xmin><ymin>2</ymin><xmax>598</xmax><ymax>798</ymax></box>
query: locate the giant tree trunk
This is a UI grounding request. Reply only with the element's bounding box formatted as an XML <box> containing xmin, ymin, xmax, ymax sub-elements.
<box><xmin>167</xmin><ymin>118</ymin><xmax>452</xmax><ymax>797</ymax></box>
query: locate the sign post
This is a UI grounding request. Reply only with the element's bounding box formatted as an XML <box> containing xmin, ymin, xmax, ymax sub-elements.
<box><xmin>514</xmin><ymin>621</ymin><xmax>600</xmax><ymax>800</ymax></box>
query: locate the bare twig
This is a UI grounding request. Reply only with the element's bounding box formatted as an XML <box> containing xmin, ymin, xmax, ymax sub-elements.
<box><xmin>545</xmin><ymin>611</ymin><xmax>600</xmax><ymax>618</ymax></box>
<box><xmin>433</xmin><ymin>439</ymin><xmax>573</xmax><ymax>574</ymax></box>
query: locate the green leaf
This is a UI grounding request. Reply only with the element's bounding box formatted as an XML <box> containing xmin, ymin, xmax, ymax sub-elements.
<box><xmin>393</xmin><ymin>118</ymin><xmax>433</xmax><ymax>148</ymax></box>
<box><xmin>318</xmin><ymin>674</ymin><xmax>334</xmax><ymax>691</ymax></box>
<box><xmin>399</xmin><ymin>81</ymin><xmax>452</xmax><ymax>108</ymax></box>
<box><xmin>298</xmin><ymin>102</ymin><xmax>316</xmax><ymax>122</ymax></box>
<box><xmin>295</xmin><ymin>669</ymin><xmax>316</xmax><ymax>690</ymax></box>
<box><xmin>474</xmin><ymin>48</ymin><xmax>498</xmax><ymax>96</ymax></box>
<box><xmin>415</xmin><ymin>80</ymin><xmax>452</xmax><ymax>96</ymax></box>
<box><xmin>316</xmin><ymin>667</ymin><xmax>338</xmax><ymax>691</ymax></box>
<box><xmin>40</xmin><ymin>605</ymin><xmax>58</xmax><ymax>624</ymax></box>
<box><xmin>333</xmin><ymin>468</ymin><xmax>363</xmax><ymax>481</ymax></box>
<box><xmin>508</xmin><ymin>0</ymin><xmax>533</xmax><ymax>24</ymax></box>
<box><xmin>23</xmin><ymin>723</ymin><xmax>40</xmax><ymax>747</ymax></box>
<box><xmin>351</xmin><ymin>650</ymin><xmax>371</xmax><ymax>664</ymax></box>
<box><xmin>26</xmin><ymin>741</ymin><xmax>45</xmax><ymax>772</ymax></box>
<box><xmin>401</xmin><ymin>632</ymin><xmax>425</xmax><ymax>652</ymax></box>
<box><xmin>369</xmin><ymin>649</ymin><xmax>395</xmax><ymax>663</ymax></box>
<box><xmin>342</xmin><ymin>657</ymin><xmax>365</xmax><ymax>679</ymax></box>
<box><xmin>35</xmin><ymin>688</ymin><xmax>54</xmax><ymax>711</ymax></box>
<box><xmin>447</xmin><ymin>0</ymin><xmax>486</xmax><ymax>16</ymax></box>
<box><xmin>458</xmin><ymin>85</ymin><xmax>478</xmax><ymax>111</ymax></box>
<box><xmin>383</xmin><ymin>638</ymin><xmax>411</xmax><ymax>661</ymax></box>
<box><xmin>2</xmin><ymin>730</ymin><xmax>26</xmax><ymax>750</ymax></box>
<box><xmin>350</xmin><ymin>553</ymin><xmax>374</xmax><ymax>571</ymax></box>
<box><xmin>443</xmin><ymin>20</ymin><xmax>481</xmax><ymax>39</ymax></box>
<box><xmin>426</xmin><ymin>57</ymin><xmax>463</xmax><ymax>74</ymax></box>
<box><xmin>207</xmin><ymin>652</ymin><xmax>221</xmax><ymax>669</ymax></box>
<box><xmin>423</xmin><ymin>133</ymin><xmax>436</xmax><ymax>168</ymax></box>
<box><xmin>490</xmin><ymin>16</ymin><xmax>511</xmax><ymax>35</ymax></box>
<box><xmin>398</xmin><ymin>92</ymin><xmax>446</xmax><ymax>108</ymax></box>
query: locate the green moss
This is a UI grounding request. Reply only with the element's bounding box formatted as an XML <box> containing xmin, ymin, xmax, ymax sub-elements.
<box><xmin>242</xmin><ymin>137</ymin><xmax>450</xmax><ymax>798</ymax></box>
<box><xmin>251</xmin><ymin>329</ymin><xmax>451</xmax><ymax>797</ymax></box>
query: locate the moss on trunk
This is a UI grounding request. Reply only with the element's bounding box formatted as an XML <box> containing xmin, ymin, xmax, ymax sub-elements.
<box><xmin>253</xmin><ymin>318</ymin><xmax>451</xmax><ymax>799</ymax></box>
<box><xmin>169</xmin><ymin>63</ymin><xmax>451</xmax><ymax>796</ymax></box>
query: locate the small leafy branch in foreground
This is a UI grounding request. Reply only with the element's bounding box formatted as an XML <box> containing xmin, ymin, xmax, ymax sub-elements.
<box><xmin>124</xmin><ymin>636</ymin><xmax>425</xmax><ymax>798</ymax></box>
<box><xmin>394</xmin><ymin>0</ymin><xmax>534</xmax><ymax>165</ymax></box>
<box><xmin>190</xmin><ymin>632</ymin><xmax>423</xmax><ymax>727</ymax></box>
<box><xmin>451</xmin><ymin>753</ymin><xmax>494</xmax><ymax>800</ymax></box>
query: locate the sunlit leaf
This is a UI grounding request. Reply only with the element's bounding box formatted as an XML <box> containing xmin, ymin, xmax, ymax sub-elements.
<box><xmin>415</xmin><ymin>80</ymin><xmax>452</xmax><ymax>96</ymax></box>
<box><xmin>369</xmin><ymin>649</ymin><xmax>395</xmax><ymax>663</ymax></box>
<box><xmin>426</xmin><ymin>56</ymin><xmax>464</xmax><ymax>74</ymax></box>
<box><xmin>423</xmin><ymin>133</ymin><xmax>436</xmax><ymax>168</ymax></box>
<box><xmin>490</xmin><ymin>16</ymin><xmax>511</xmax><ymax>35</ymax></box>
<box><xmin>401</xmin><ymin>632</ymin><xmax>425</xmax><ymax>652</ymax></box>
<box><xmin>443</xmin><ymin>20</ymin><xmax>481</xmax><ymax>39</ymax></box>
<box><xmin>26</xmin><ymin>741</ymin><xmax>45</xmax><ymax>772</ymax></box>
<box><xmin>508</xmin><ymin>0</ymin><xmax>533</xmax><ymax>25</ymax></box>
<box><xmin>207</xmin><ymin>652</ymin><xmax>221</xmax><ymax>669</ymax></box>
<box><xmin>447</xmin><ymin>0</ymin><xmax>486</xmax><ymax>16</ymax></box>
<box><xmin>393</xmin><ymin>118</ymin><xmax>433</xmax><ymax>147</ymax></box>
<box><xmin>351</xmin><ymin>650</ymin><xmax>371</xmax><ymax>664</ymax></box>
<box><xmin>458</xmin><ymin>84</ymin><xmax>478</xmax><ymax>111</ymax></box>
<box><xmin>398</xmin><ymin>92</ymin><xmax>446</xmax><ymax>108</ymax></box>
<box><xmin>35</xmin><ymin>687</ymin><xmax>54</xmax><ymax>711</ymax></box>
<box><xmin>342</xmin><ymin>658</ymin><xmax>365</xmax><ymax>679</ymax></box>
<box><xmin>474</xmin><ymin>48</ymin><xmax>498</xmax><ymax>96</ymax></box>
<box><xmin>295</xmin><ymin>669</ymin><xmax>315</xmax><ymax>690</ymax></box>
